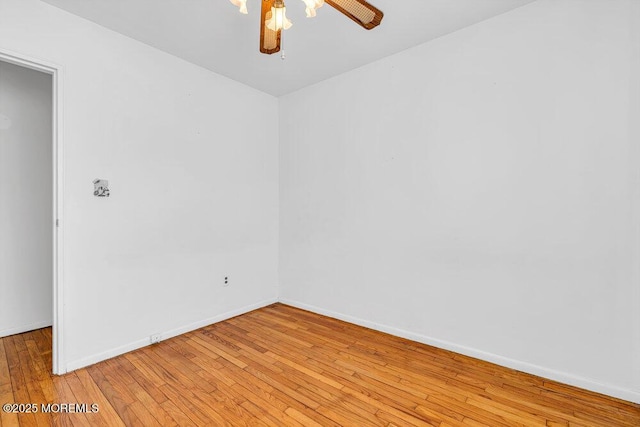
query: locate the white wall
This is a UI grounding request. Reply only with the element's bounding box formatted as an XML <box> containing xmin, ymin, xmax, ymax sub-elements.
<box><xmin>1</xmin><ymin>0</ymin><xmax>638</xmax><ymax>405</ymax></box>
<box><xmin>0</xmin><ymin>0</ymin><xmax>279</xmax><ymax>370</ymax></box>
<box><xmin>0</xmin><ymin>61</ymin><xmax>53</xmax><ymax>337</ymax></box>
<box><xmin>279</xmin><ymin>0</ymin><xmax>640</xmax><ymax>403</ymax></box>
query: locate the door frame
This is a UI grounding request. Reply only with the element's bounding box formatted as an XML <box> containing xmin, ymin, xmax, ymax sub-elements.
<box><xmin>0</xmin><ymin>48</ymin><xmax>65</xmax><ymax>375</ymax></box>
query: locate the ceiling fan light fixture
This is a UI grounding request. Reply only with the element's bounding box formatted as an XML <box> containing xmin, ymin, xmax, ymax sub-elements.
<box><xmin>252</xmin><ymin>0</ymin><xmax>383</xmax><ymax>55</ymax></box>
<box><xmin>266</xmin><ymin>0</ymin><xmax>293</xmax><ymax>31</ymax></box>
<box><xmin>230</xmin><ymin>0</ymin><xmax>248</xmax><ymax>14</ymax></box>
<box><xmin>301</xmin><ymin>0</ymin><xmax>324</xmax><ymax>17</ymax></box>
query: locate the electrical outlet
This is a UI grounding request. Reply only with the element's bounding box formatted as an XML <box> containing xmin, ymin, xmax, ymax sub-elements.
<box><xmin>150</xmin><ymin>334</ymin><xmax>161</xmax><ymax>344</ymax></box>
<box><xmin>224</xmin><ymin>276</ymin><xmax>229</xmax><ymax>287</ymax></box>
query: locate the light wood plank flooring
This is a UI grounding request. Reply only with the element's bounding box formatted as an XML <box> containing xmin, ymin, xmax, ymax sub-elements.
<box><xmin>1</xmin><ymin>303</ymin><xmax>638</xmax><ymax>426</ymax></box>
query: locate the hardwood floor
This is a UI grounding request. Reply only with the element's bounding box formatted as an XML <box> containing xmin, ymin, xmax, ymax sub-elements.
<box><xmin>1</xmin><ymin>304</ymin><xmax>638</xmax><ymax>426</ymax></box>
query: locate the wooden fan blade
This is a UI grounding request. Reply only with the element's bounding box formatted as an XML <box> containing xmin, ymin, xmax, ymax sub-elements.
<box><xmin>326</xmin><ymin>0</ymin><xmax>383</xmax><ymax>30</ymax></box>
<box><xmin>260</xmin><ymin>0</ymin><xmax>281</xmax><ymax>54</ymax></box>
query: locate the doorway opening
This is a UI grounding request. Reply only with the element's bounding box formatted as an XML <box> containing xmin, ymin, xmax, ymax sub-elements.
<box><xmin>0</xmin><ymin>50</ymin><xmax>64</xmax><ymax>375</ymax></box>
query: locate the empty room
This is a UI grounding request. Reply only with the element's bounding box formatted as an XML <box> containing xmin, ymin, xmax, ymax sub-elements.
<box><xmin>1</xmin><ymin>0</ymin><xmax>639</xmax><ymax>425</ymax></box>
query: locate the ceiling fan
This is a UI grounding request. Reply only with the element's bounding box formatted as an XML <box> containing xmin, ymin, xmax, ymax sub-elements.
<box><xmin>229</xmin><ymin>0</ymin><xmax>384</xmax><ymax>55</ymax></box>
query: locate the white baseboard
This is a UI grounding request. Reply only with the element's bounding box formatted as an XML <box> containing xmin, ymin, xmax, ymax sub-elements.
<box><xmin>0</xmin><ymin>320</ymin><xmax>53</xmax><ymax>339</ymax></box>
<box><xmin>279</xmin><ymin>298</ymin><xmax>640</xmax><ymax>405</ymax></box>
<box><xmin>64</xmin><ymin>297</ymin><xmax>277</xmax><ymax>373</ymax></box>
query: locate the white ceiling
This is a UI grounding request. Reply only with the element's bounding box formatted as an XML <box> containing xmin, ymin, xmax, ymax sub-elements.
<box><xmin>41</xmin><ymin>0</ymin><xmax>537</xmax><ymax>96</ymax></box>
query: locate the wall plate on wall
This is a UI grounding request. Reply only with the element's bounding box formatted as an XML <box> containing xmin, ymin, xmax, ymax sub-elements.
<box><xmin>93</xmin><ymin>179</ymin><xmax>110</xmax><ymax>197</ymax></box>
<box><xmin>0</xmin><ymin>113</ymin><xmax>11</xmax><ymax>130</ymax></box>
